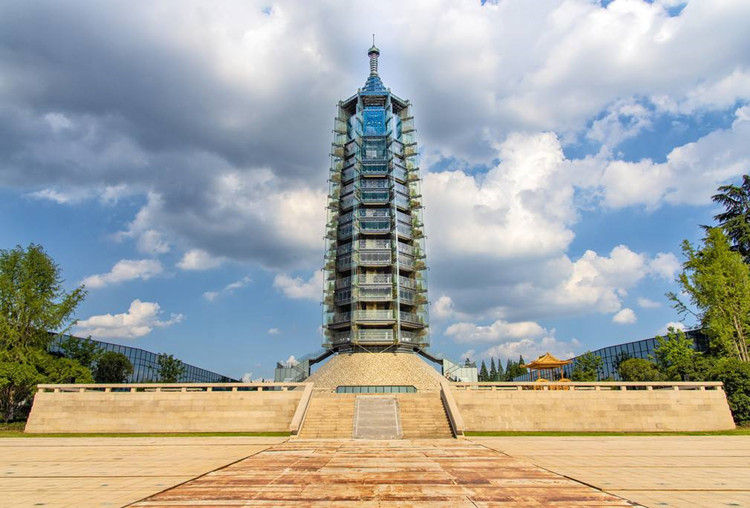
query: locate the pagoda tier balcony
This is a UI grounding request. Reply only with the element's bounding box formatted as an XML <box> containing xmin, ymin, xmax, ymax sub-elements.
<box><xmin>355</xmin><ymin>310</ymin><xmax>395</xmax><ymax>323</ymax></box>
<box><xmin>401</xmin><ymin>117</ymin><xmax>415</xmax><ymax>133</ymax></box>
<box><xmin>355</xmin><ymin>329</ymin><xmax>395</xmax><ymax>344</ymax></box>
<box><xmin>359</xmin><ymin>221</ymin><xmax>390</xmax><ymax>234</ymax></box>
<box><xmin>328</xmin><ymin>331</ymin><xmax>351</xmax><ymax>346</ymax></box>
<box><xmin>360</xmin><ymin>251</ymin><xmax>392</xmax><ymax>266</ymax></box>
<box><xmin>342</xmin><ymin>167</ymin><xmax>356</xmax><ymax>182</ymax></box>
<box><xmin>396</xmin><ymin>223</ymin><xmax>412</xmax><ymax>240</ymax></box>
<box><xmin>327</xmin><ymin>312</ymin><xmax>351</xmax><ymax>326</ymax></box>
<box><xmin>396</xmin><ymin>243</ymin><xmax>414</xmax><ymax>256</ymax></box>
<box><xmin>334</xmin><ymin>293</ymin><xmax>352</xmax><ymax>305</ymax></box>
<box><xmin>361</xmin><ymin>274</ymin><xmax>392</xmax><ymax>285</ymax></box>
<box><xmin>397</xmin><ymin>254</ymin><xmax>414</xmax><ymax>270</ymax></box>
<box><xmin>361</xmin><ymin>190</ymin><xmax>389</xmax><ymax>204</ymax></box>
<box><xmin>341</xmin><ymin>196</ymin><xmax>355</xmax><ymax>210</ymax></box>
<box><xmin>360</xmin><ymin>239</ymin><xmax>390</xmax><ymax>250</ymax></box>
<box><xmin>400</xmin><ymin>330</ymin><xmax>427</xmax><ymax>345</ymax></box>
<box><xmin>338</xmin><ymin>224</ymin><xmax>353</xmax><ymax>239</ymax></box>
<box><xmin>337</xmin><ymin>255</ymin><xmax>352</xmax><ymax>271</ymax></box>
<box><xmin>361</xmin><ymin>163</ymin><xmax>388</xmax><ymax>177</ymax></box>
<box><xmin>398</xmin><ymin>275</ymin><xmax>416</xmax><ymax>290</ymax></box>
<box><xmin>359</xmin><ymin>287</ymin><xmax>393</xmax><ymax>301</ymax></box>
<box><xmin>399</xmin><ymin>311</ymin><xmax>425</xmax><ymax>327</ymax></box>
<box><xmin>395</xmin><ymin>195</ymin><xmax>409</xmax><ymax>210</ymax></box>
<box><xmin>391</xmin><ymin>165</ymin><xmax>407</xmax><ymax>183</ymax></box>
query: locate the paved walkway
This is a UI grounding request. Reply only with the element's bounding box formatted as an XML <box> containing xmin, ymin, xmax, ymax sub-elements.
<box><xmin>0</xmin><ymin>436</ymin><xmax>285</xmax><ymax>508</ymax></box>
<box><xmin>130</xmin><ymin>439</ymin><xmax>634</xmax><ymax>507</ymax></box>
<box><xmin>475</xmin><ymin>436</ymin><xmax>750</xmax><ymax>508</ymax></box>
<box><xmin>1</xmin><ymin>436</ymin><xmax>749</xmax><ymax>507</ymax></box>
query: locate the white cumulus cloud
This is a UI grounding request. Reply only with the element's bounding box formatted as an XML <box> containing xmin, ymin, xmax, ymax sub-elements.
<box><xmin>81</xmin><ymin>259</ymin><xmax>163</xmax><ymax>289</ymax></box>
<box><xmin>177</xmin><ymin>249</ymin><xmax>224</xmax><ymax>271</ymax></box>
<box><xmin>273</xmin><ymin>270</ymin><xmax>324</xmax><ymax>302</ymax></box>
<box><xmin>75</xmin><ymin>299</ymin><xmax>184</xmax><ymax>339</ymax></box>
<box><xmin>612</xmin><ymin>308</ymin><xmax>637</xmax><ymax>324</ymax></box>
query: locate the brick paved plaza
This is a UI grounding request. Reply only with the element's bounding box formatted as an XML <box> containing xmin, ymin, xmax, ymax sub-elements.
<box><xmin>1</xmin><ymin>435</ymin><xmax>749</xmax><ymax>507</ymax></box>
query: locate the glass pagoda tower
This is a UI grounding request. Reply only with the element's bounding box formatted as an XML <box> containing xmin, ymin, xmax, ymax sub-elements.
<box><xmin>322</xmin><ymin>44</ymin><xmax>429</xmax><ymax>353</ymax></box>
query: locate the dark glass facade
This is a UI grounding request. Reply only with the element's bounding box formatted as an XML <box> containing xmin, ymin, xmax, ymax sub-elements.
<box><xmin>49</xmin><ymin>335</ymin><xmax>236</xmax><ymax>383</ymax></box>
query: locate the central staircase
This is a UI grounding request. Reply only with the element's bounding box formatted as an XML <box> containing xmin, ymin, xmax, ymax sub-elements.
<box><xmin>297</xmin><ymin>391</ymin><xmax>453</xmax><ymax>439</ymax></box>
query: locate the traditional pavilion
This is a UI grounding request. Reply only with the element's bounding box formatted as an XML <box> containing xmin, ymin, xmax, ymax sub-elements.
<box><xmin>522</xmin><ymin>353</ymin><xmax>572</xmax><ymax>382</ymax></box>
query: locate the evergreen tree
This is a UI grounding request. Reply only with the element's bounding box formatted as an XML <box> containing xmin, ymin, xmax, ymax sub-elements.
<box><xmin>712</xmin><ymin>174</ymin><xmax>750</xmax><ymax>261</ymax></box>
<box><xmin>489</xmin><ymin>357</ymin><xmax>498</xmax><ymax>381</ymax></box>
<box><xmin>496</xmin><ymin>358</ymin><xmax>505</xmax><ymax>379</ymax></box>
<box><xmin>479</xmin><ymin>360</ymin><xmax>489</xmax><ymax>382</ymax></box>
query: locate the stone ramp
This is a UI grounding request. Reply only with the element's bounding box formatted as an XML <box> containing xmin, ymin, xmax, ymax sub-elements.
<box><xmin>130</xmin><ymin>439</ymin><xmax>640</xmax><ymax>507</ymax></box>
<box><xmin>354</xmin><ymin>396</ymin><xmax>401</xmax><ymax>439</ymax></box>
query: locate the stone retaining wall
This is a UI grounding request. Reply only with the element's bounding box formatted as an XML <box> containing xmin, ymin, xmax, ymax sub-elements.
<box><xmin>25</xmin><ymin>383</ymin><xmax>306</xmax><ymax>434</ymax></box>
<box><xmin>452</xmin><ymin>382</ymin><xmax>735</xmax><ymax>432</ymax></box>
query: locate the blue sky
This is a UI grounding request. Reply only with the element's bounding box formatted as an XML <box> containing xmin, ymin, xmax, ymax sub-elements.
<box><xmin>1</xmin><ymin>0</ymin><xmax>749</xmax><ymax>379</ymax></box>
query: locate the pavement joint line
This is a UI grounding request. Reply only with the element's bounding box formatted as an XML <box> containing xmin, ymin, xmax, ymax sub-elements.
<box><xmin>122</xmin><ymin>438</ymin><xmax>289</xmax><ymax>507</ymax></box>
<box><xmin>468</xmin><ymin>439</ymin><xmax>645</xmax><ymax>507</ymax></box>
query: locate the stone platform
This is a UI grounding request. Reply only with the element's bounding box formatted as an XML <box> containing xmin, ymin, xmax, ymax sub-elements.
<box><xmin>129</xmin><ymin>439</ymin><xmax>637</xmax><ymax>507</ymax></box>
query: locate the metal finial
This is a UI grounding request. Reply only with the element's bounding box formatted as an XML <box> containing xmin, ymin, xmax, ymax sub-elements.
<box><xmin>368</xmin><ymin>36</ymin><xmax>380</xmax><ymax>76</ymax></box>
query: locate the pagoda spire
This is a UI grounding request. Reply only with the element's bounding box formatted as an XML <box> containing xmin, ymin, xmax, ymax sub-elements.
<box><xmin>368</xmin><ymin>35</ymin><xmax>380</xmax><ymax>76</ymax></box>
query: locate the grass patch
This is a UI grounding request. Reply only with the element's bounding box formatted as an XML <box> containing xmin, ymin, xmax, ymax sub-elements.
<box><xmin>0</xmin><ymin>423</ymin><xmax>291</xmax><ymax>438</ymax></box>
<box><xmin>466</xmin><ymin>428</ymin><xmax>750</xmax><ymax>437</ymax></box>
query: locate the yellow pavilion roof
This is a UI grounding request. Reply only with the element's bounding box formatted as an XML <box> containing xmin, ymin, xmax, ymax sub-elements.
<box><xmin>522</xmin><ymin>352</ymin><xmax>573</xmax><ymax>370</ymax></box>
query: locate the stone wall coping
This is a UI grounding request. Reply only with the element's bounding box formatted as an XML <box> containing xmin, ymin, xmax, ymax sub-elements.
<box><xmin>451</xmin><ymin>381</ymin><xmax>724</xmax><ymax>391</ymax></box>
<box><xmin>37</xmin><ymin>382</ymin><xmax>312</xmax><ymax>393</ymax></box>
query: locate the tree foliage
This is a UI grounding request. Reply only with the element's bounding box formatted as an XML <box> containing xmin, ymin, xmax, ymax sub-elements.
<box><xmin>653</xmin><ymin>328</ymin><xmax>700</xmax><ymax>381</ymax></box>
<box><xmin>58</xmin><ymin>336</ymin><xmax>102</xmax><ymax>370</ymax></box>
<box><xmin>489</xmin><ymin>357</ymin><xmax>498</xmax><ymax>381</ymax></box>
<box><xmin>668</xmin><ymin>228</ymin><xmax>750</xmax><ymax>362</ymax></box>
<box><xmin>712</xmin><ymin>174</ymin><xmax>750</xmax><ymax>261</ymax></box>
<box><xmin>0</xmin><ymin>244</ymin><xmax>86</xmax><ymax>351</ymax></box>
<box><xmin>94</xmin><ymin>351</ymin><xmax>133</xmax><ymax>383</ymax></box>
<box><xmin>618</xmin><ymin>358</ymin><xmax>662</xmax><ymax>382</ymax></box>
<box><xmin>709</xmin><ymin>357</ymin><xmax>750</xmax><ymax>426</ymax></box>
<box><xmin>0</xmin><ymin>349</ymin><xmax>92</xmax><ymax>422</ymax></box>
<box><xmin>156</xmin><ymin>353</ymin><xmax>186</xmax><ymax>383</ymax></box>
<box><xmin>570</xmin><ymin>351</ymin><xmax>602</xmax><ymax>381</ymax></box>
<box><xmin>478</xmin><ymin>360</ymin><xmax>489</xmax><ymax>382</ymax></box>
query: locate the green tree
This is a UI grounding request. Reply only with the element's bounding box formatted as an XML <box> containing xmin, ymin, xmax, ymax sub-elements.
<box><xmin>712</xmin><ymin>174</ymin><xmax>750</xmax><ymax>261</ymax></box>
<box><xmin>489</xmin><ymin>357</ymin><xmax>498</xmax><ymax>381</ymax></box>
<box><xmin>496</xmin><ymin>358</ymin><xmax>505</xmax><ymax>379</ymax></box>
<box><xmin>618</xmin><ymin>358</ymin><xmax>662</xmax><ymax>382</ymax></box>
<box><xmin>709</xmin><ymin>357</ymin><xmax>750</xmax><ymax>426</ymax></box>
<box><xmin>668</xmin><ymin>228</ymin><xmax>750</xmax><ymax>362</ymax></box>
<box><xmin>504</xmin><ymin>358</ymin><xmax>527</xmax><ymax>380</ymax></box>
<box><xmin>652</xmin><ymin>327</ymin><xmax>706</xmax><ymax>381</ymax></box>
<box><xmin>478</xmin><ymin>360</ymin><xmax>488</xmax><ymax>382</ymax></box>
<box><xmin>0</xmin><ymin>244</ymin><xmax>86</xmax><ymax>351</ymax></box>
<box><xmin>58</xmin><ymin>336</ymin><xmax>102</xmax><ymax>370</ymax></box>
<box><xmin>571</xmin><ymin>351</ymin><xmax>602</xmax><ymax>381</ymax></box>
<box><xmin>0</xmin><ymin>349</ymin><xmax>92</xmax><ymax>422</ymax></box>
<box><xmin>94</xmin><ymin>352</ymin><xmax>133</xmax><ymax>383</ymax></box>
<box><xmin>156</xmin><ymin>353</ymin><xmax>186</xmax><ymax>383</ymax></box>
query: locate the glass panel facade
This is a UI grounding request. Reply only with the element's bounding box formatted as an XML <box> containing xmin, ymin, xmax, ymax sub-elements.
<box><xmin>49</xmin><ymin>335</ymin><xmax>236</xmax><ymax>383</ymax></box>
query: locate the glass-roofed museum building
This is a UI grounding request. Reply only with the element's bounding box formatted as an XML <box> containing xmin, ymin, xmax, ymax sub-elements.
<box><xmin>322</xmin><ymin>44</ymin><xmax>429</xmax><ymax>353</ymax></box>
